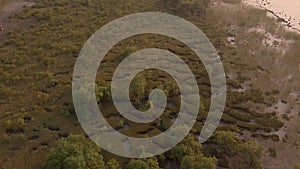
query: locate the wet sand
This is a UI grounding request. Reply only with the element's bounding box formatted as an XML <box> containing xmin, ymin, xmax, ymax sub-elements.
<box><xmin>0</xmin><ymin>0</ymin><xmax>34</xmax><ymax>22</ymax></box>
<box><xmin>244</xmin><ymin>0</ymin><xmax>300</xmax><ymax>32</ymax></box>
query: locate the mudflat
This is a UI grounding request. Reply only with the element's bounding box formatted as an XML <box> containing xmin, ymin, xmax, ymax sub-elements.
<box><xmin>244</xmin><ymin>0</ymin><xmax>300</xmax><ymax>31</ymax></box>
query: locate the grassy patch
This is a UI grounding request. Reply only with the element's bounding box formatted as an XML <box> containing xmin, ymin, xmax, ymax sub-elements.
<box><xmin>220</xmin><ymin>0</ymin><xmax>241</xmax><ymax>4</ymax></box>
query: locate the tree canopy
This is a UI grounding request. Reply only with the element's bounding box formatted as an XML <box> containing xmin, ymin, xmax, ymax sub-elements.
<box><xmin>43</xmin><ymin>135</ymin><xmax>105</xmax><ymax>169</ymax></box>
<box><xmin>181</xmin><ymin>153</ymin><xmax>217</xmax><ymax>169</ymax></box>
<box><xmin>127</xmin><ymin>158</ymin><xmax>161</xmax><ymax>169</ymax></box>
<box><xmin>212</xmin><ymin>131</ymin><xmax>264</xmax><ymax>169</ymax></box>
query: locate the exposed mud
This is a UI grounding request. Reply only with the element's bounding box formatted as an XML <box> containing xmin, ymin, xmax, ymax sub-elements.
<box><xmin>0</xmin><ymin>0</ymin><xmax>35</xmax><ymax>42</ymax></box>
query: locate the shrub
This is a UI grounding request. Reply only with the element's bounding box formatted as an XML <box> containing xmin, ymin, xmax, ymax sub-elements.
<box><xmin>282</xmin><ymin>114</ymin><xmax>290</xmax><ymax>121</ymax></box>
<box><xmin>237</xmin><ymin>121</ymin><xmax>268</xmax><ymax>132</ymax></box>
<box><xmin>254</xmin><ymin>117</ymin><xmax>284</xmax><ymax>130</ymax></box>
<box><xmin>213</xmin><ymin>132</ymin><xmax>264</xmax><ymax>169</ymax></box>
<box><xmin>225</xmin><ymin>109</ymin><xmax>252</xmax><ymax>122</ymax></box>
<box><xmin>4</xmin><ymin>120</ymin><xmax>13</xmax><ymax>130</ymax></box>
<box><xmin>221</xmin><ymin>114</ymin><xmax>238</xmax><ymax>124</ymax></box>
<box><xmin>127</xmin><ymin>158</ymin><xmax>160</xmax><ymax>169</ymax></box>
<box><xmin>181</xmin><ymin>154</ymin><xmax>217</xmax><ymax>169</ymax></box>
<box><xmin>231</xmin><ymin>141</ymin><xmax>264</xmax><ymax>169</ymax></box>
<box><xmin>168</xmin><ymin>134</ymin><xmax>202</xmax><ymax>162</ymax></box>
<box><xmin>294</xmin><ymin>164</ymin><xmax>300</xmax><ymax>169</ymax></box>
<box><xmin>43</xmin><ymin>135</ymin><xmax>105</xmax><ymax>169</ymax></box>
<box><xmin>106</xmin><ymin>159</ymin><xmax>121</xmax><ymax>169</ymax></box>
<box><xmin>212</xmin><ymin>131</ymin><xmax>239</xmax><ymax>155</ymax></box>
<box><xmin>269</xmin><ymin>148</ymin><xmax>277</xmax><ymax>157</ymax></box>
<box><xmin>95</xmin><ymin>82</ymin><xmax>111</xmax><ymax>104</ymax></box>
<box><xmin>217</xmin><ymin>125</ymin><xmax>240</xmax><ymax>132</ymax></box>
<box><xmin>129</xmin><ymin>74</ymin><xmax>147</xmax><ymax>104</ymax></box>
<box><xmin>17</xmin><ymin>118</ymin><xmax>25</xmax><ymax>128</ymax></box>
<box><xmin>221</xmin><ymin>0</ymin><xmax>241</xmax><ymax>4</ymax></box>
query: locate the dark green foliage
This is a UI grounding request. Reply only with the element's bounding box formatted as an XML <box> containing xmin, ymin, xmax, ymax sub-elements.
<box><xmin>127</xmin><ymin>158</ymin><xmax>160</xmax><ymax>169</ymax></box>
<box><xmin>129</xmin><ymin>74</ymin><xmax>147</xmax><ymax>104</ymax></box>
<box><xmin>236</xmin><ymin>121</ymin><xmax>269</xmax><ymax>132</ymax></box>
<box><xmin>254</xmin><ymin>117</ymin><xmax>284</xmax><ymax>131</ymax></box>
<box><xmin>223</xmin><ymin>95</ymin><xmax>283</xmax><ymax>132</ymax></box>
<box><xmin>216</xmin><ymin>125</ymin><xmax>240</xmax><ymax>132</ymax></box>
<box><xmin>226</xmin><ymin>89</ymin><xmax>264</xmax><ymax>106</ymax></box>
<box><xmin>180</xmin><ymin>153</ymin><xmax>217</xmax><ymax>169</ymax></box>
<box><xmin>213</xmin><ymin>131</ymin><xmax>239</xmax><ymax>155</ymax></box>
<box><xmin>231</xmin><ymin>141</ymin><xmax>264</xmax><ymax>169</ymax></box>
<box><xmin>225</xmin><ymin>109</ymin><xmax>252</xmax><ymax>122</ymax></box>
<box><xmin>96</xmin><ymin>81</ymin><xmax>112</xmax><ymax>104</ymax></box>
<box><xmin>43</xmin><ymin>135</ymin><xmax>105</xmax><ymax>169</ymax></box>
<box><xmin>106</xmin><ymin>159</ymin><xmax>122</xmax><ymax>169</ymax></box>
<box><xmin>202</xmin><ymin>145</ymin><xmax>218</xmax><ymax>157</ymax></box>
<box><xmin>212</xmin><ymin>131</ymin><xmax>264</xmax><ymax>169</ymax></box>
<box><xmin>118</xmin><ymin>48</ymin><xmax>133</xmax><ymax>60</ymax></box>
<box><xmin>221</xmin><ymin>114</ymin><xmax>238</xmax><ymax>124</ymax></box>
<box><xmin>164</xmin><ymin>134</ymin><xmax>217</xmax><ymax>169</ymax></box>
<box><xmin>247</xmin><ymin>89</ymin><xmax>265</xmax><ymax>103</ymax></box>
<box><xmin>168</xmin><ymin>134</ymin><xmax>202</xmax><ymax>162</ymax></box>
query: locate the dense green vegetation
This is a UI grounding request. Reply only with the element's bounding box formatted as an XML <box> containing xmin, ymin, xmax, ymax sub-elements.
<box><xmin>212</xmin><ymin>131</ymin><xmax>264</xmax><ymax>169</ymax></box>
<box><xmin>44</xmin><ymin>132</ymin><xmax>263</xmax><ymax>169</ymax></box>
<box><xmin>127</xmin><ymin>158</ymin><xmax>160</xmax><ymax>169</ymax></box>
<box><xmin>44</xmin><ymin>135</ymin><xmax>106</xmax><ymax>169</ymax></box>
<box><xmin>1</xmin><ymin>0</ymin><xmax>298</xmax><ymax>168</ymax></box>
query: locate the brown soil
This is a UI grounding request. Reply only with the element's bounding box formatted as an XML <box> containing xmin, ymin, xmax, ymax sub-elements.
<box><xmin>0</xmin><ymin>0</ymin><xmax>35</xmax><ymax>42</ymax></box>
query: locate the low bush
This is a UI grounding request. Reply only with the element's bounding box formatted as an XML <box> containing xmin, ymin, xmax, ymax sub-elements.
<box><xmin>221</xmin><ymin>0</ymin><xmax>241</xmax><ymax>4</ymax></box>
<box><xmin>225</xmin><ymin>109</ymin><xmax>252</xmax><ymax>122</ymax></box>
<box><xmin>268</xmin><ymin>148</ymin><xmax>277</xmax><ymax>157</ymax></box>
<box><xmin>254</xmin><ymin>117</ymin><xmax>284</xmax><ymax>130</ymax></box>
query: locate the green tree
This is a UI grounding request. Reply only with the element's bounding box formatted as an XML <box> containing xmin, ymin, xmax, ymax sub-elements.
<box><xmin>44</xmin><ymin>135</ymin><xmax>105</xmax><ymax>169</ymax></box>
<box><xmin>213</xmin><ymin>131</ymin><xmax>264</xmax><ymax>169</ymax></box>
<box><xmin>231</xmin><ymin>141</ymin><xmax>264</xmax><ymax>169</ymax></box>
<box><xmin>95</xmin><ymin>80</ymin><xmax>111</xmax><ymax>104</ymax></box>
<box><xmin>212</xmin><ymin>131</ymin><xmax>239</xmax><ymax>155</ymax></box>
<box><xmin>106</xmin><ymin>159</ymin><xmax>121</xmax><ymax>169</ymax></box>
<box><xmin>181</xmin><ymin>153</ymin><xmax>217</xmax><ymax>169</ymax></box>
<box><xmin>169</xmin><ymin>134</ymin><xmax>202</xmax><ymax>161</ymax></box>
<box><xmin>130</xmin><ymin>74</ymin><xmax>147</xmax><ymax>103</ymax></box>
<box><xmin>127</xmin><ymin>158</ymin><xmax>160</xmax><ymax>169</ymax></box>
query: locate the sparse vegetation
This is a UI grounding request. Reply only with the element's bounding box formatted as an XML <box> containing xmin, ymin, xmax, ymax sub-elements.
<box><xmin>294</xmin><ymin>164</ymin><xmax>300</xmax><ymax>169</ymax></box>
<box><xmin>269</xmin><ymin>148</ymin><xmax>277</xmax><ymax>157</ymax></box>
<box><xmin>220</xmin><ymin>0</ymin><xmax>241</xmax><ymax>4</ymax></box>
<box><xmin>4</xmin><ymin>120</ymin><xmax>13</xmax><ymax>131</ymax></box>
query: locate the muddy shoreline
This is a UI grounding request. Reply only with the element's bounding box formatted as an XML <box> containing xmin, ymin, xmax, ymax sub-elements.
<box><xmin>244</xmin><ymin>0</ymin><xmax>300</xmax><ymax>32</ymax></box>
